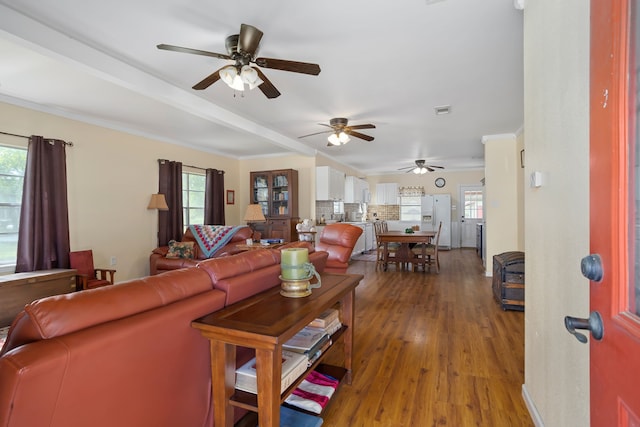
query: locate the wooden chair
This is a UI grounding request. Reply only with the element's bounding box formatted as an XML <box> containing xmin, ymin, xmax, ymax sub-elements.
<box><xmin>374</xmin><ymin>220</ymin><xmax>400</xmax><ymax>270</ymax></box>
<box><xmin>412</xmin><ymin>221</ymin><xmax>442</xmax><ymax>273</ymax></box>
<box><xmin>69</xmin><ymin>250</ymin><xmax>116</xmax><ymax>290</ymax></box>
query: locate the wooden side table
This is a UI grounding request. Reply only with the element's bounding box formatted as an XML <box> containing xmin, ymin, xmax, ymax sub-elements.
<box><xmin>235</xmin><ymin>243</ymin><xmax>285</xmax><ymax>251</ymax></box>
<box><xmin>296</xmin><ymin>230</ymin><xmax>317</xmax><ymax>244</ymax></box>
<box><xmin>192</xmin><ymin>272</ymin><xmax>362</xmax><ymax>427</ymax></box>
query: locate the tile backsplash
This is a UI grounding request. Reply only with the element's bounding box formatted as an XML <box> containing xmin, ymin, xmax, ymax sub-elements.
<box><xmin>314</xmin><ymin>201</ymin><xmax>399</xmax><ymax>223</ymax></box>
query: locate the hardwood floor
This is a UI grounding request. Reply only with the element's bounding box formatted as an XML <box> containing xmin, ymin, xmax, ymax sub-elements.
<box><xmin>319</xmin><ymin>248</ymin><xmax>533</xmax><ymax>427</ymax></box>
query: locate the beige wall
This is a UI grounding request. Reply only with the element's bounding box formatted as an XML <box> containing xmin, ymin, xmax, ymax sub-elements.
<box><xmin>0</xmin><ymin>101</ymin><xmax>241</xmax><ymax>281</ymax></box>
<box><xmin>523</xmin><ymin>0</ymin><xmax>590</xmax><ymax>426</ymax></box>
<box><xmin>483</xmin><ymin>133</ymin><xmax>522</xmax><ymax>275</ymax></box>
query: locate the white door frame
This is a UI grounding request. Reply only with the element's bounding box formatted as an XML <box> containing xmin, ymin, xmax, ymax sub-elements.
<box><xmin>458</xmin><ymin>184</ymin><xmax>484</xmax><ymax>248</ymax></box>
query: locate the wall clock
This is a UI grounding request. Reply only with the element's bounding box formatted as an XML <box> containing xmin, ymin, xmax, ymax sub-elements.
<box><xmin>435</xmin><ymin>177</ymin><xmax>446</xmax><ymax>188</ymax></box>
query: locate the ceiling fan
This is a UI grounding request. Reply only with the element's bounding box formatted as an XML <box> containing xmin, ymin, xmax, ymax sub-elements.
<box><xmin>299</xmin><ymin>118</ymin><xmax>376</xmax><ymax>146</ymax></box>
<box><xmin>398</xmin><ymin>160</ymin><xmax>445</xmax><ymax>174</ymax></box>
<box><xmin>157</xmin><ymin>24</ymin><xmax>321</xmax><ymax>98</ymax></box>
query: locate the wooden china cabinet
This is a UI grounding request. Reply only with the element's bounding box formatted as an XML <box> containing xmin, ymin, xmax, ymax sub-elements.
<box><xmin>249</xmin><ymin>169</ymin><xmax>299</xmax><ymax>242</ymax></box>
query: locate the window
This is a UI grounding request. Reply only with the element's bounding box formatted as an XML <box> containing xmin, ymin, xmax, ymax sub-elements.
<box><xmin>182</xmin><ymin>171</ymin><xmax>205</xmax><ymax>226</ymax></box>
<box><xmin>400</xmin><ymin>196</ymin><xmax>422</xmax><ymax>221</ymax></box>
<box><xmin>463</xmin><ymin>190</ymin><xmax>484</xmax><ymax>219</ymax></box>
<box><xmin>0</xmin><ymin>145</ymin><xmax>27</xmax><ymax>268</ymax></box>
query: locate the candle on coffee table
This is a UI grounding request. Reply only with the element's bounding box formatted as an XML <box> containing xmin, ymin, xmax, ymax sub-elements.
<box><xmin>281</xmin><ymin>248</ymin><xmax>310</xmax><ymax>280</ymax></box>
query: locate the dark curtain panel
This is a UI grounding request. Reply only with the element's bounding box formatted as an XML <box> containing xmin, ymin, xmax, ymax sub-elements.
<box><xmin>15</xmin><ymin>136</ymin><xmax>70</xmax><ymax>272</ymax></box>
<box><xmin>158</xmin><ymin>159</ymin><xmax>183</xmax><ymax>246</ymax></box>
<box><xmin>204</xmin><ymin>168</ymin><xmax>225</xmax><ymax>225</ymax></box>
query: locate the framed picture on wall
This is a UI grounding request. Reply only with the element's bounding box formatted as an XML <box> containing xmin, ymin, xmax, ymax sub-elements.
<box><xmin>226</xmin><ymin>190</ymin><xmax>235</xmax><ymax>205</ymax></box>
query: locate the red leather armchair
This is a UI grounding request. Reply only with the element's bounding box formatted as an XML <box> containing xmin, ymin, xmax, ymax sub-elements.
<box><xmin>316</xmin><ymin>223</ymin><xmax>363</xmax><ymax>273</ymax></box>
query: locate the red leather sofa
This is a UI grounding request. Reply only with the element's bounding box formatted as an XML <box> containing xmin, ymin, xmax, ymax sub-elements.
<box><xmin>0</xmin><ymin>243</ymin><xmax>327</xmax><ymax>427</ymax></box>
<box><xmin>150</xmin><ymin>226</ymin><xmax>254</xmax><ymax>275</ymax></box>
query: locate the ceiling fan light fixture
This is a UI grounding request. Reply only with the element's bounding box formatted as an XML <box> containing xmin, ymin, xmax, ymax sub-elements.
<box><xmin>328</xmin><ymin>133</ymin><xmax>341</xmax><ymax>145</ymax></box>
<box><xmin>219</xmin><ymin>65</ymin><xmax>237</xmax><ymax>85</ymax></box>
<box><xmin>220</xmin><ymin>65</ymin><xmax>245</xmax><ymax>91</ymax></box>
<box><xmin>338</xmin><ymin>131</ymin><xmax>350</xmax><ymax>143</ymax></box>
<box><xmin>240</xmin><ymin>65</ymin><xmax>263</xmax><ymax>90</ymax></box>
<box><xmin>413</xmin><ymin>167</ymin><xmax>428</xmax><ymax>174</ymax></box>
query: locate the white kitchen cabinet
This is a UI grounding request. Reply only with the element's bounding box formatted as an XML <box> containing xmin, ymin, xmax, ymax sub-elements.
<box><xmin>375</xmin><ymin>183</ymin><xmax>399</xmax><ymax>205</ymax></box>
<box><xmin>344</xmin><ymin>176</ymin><xmax>368</xmax><ymax>203</ymax></box>
<box><xmin>316</xmin><ymin>166</ymin><xmax>345</xmax><ymax>200</ymax></box>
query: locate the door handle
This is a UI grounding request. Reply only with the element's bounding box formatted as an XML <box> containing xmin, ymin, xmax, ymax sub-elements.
<box><xmin>564</xmin><ymin>311</ymin><xmax>604</xmax><ymax>343</ymax></box>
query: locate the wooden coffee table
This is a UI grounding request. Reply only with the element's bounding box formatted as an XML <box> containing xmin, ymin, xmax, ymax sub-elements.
<box><xmin>192</xmin><ymin>272</ymin><xmax>363</xmax><ymax>427</ymax></box>
<box><xmin>235</xmin><ymin>242</ymin><xmax>285</xmax><ymax>251</ymax></box>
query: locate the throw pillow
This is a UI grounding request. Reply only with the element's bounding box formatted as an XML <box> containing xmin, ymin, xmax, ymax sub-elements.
<box><xmin>166</xmin><ymin>240</ymin><xmax>195</xmax><ymax>259</ymax></box>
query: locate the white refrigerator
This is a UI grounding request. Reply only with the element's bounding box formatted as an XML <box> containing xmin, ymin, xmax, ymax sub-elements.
<box><xmin>420</xmin><ymin>194</ymin><xmax>451</xmax><ymax>249</ymax></box>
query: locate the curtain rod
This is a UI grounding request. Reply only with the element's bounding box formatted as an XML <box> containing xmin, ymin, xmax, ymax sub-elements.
<box><xmin>158</xmin><ymin>159</ymin><xmax>224</xmax><ymax>174</ymax></box>
<box><xmin>0</xmin><ymin>131</ymin><xmax>74</xmax><ymax>146</ymax></box>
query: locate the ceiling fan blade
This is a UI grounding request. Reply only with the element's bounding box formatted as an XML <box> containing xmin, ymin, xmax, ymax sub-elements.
<box><xmin>238</xmin><ymin>24</ymin><xmax>263</xmax><ymax>55</ymax></box>
<box><xmin>192</xmin><ymin>68</ymin><xmax>224</xmax><ymax>90</ymax></box>
<box><xmin>428</xmin><ymin>165</ymin><xmax>445</xmax><ymax>169</ymax></box>
<box><xmin>348</xmin><ymin>124</ymin><xmax>376</xmax><ymax>130</ymax></box>
<box><xmin>157</xmin><ymin>44</ymin><xmax>231</xmax><ymax>60</ymax></box>
<box><xmin>254</xmin><ymin>68</ymin><xmax>281</xmax><ymax>98</ymax></box>
<box><xmin>318</xmin><ymin>123</ymin><xmax>334</xmax><ymax>129</ymax></box>
<box><xmin>299</xmin><ymin>130</ymin><xmax>334</xmax><ymax>138</ymax></box>
<box><xmin>348</xmin><ymin>131</ymin><xmax>374</xmax><ymax>142</ymax></box>
<box><xmin>397</xmin><ymin>166</ymin><xmax>415</xmax><ymax>170</ymax></box>
<box><xmin>254</xmin><ymin>57</ymin><xmax>321</xmax><ymax>75</ymax></box>
<box><xmin>427</xmin><ymin>167</ymin><xmax>435</xmax><ymax>172</ymax></box>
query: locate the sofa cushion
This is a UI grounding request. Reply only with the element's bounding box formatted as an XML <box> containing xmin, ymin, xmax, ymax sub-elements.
<box><xmin>166</xmin><ymin>240</ymin><xmax>195</xmax><ymax>259</ymax></box>
<box><xmin>197</xmin><ymin>247</ymin><xmax>328</xmax><ymax>306</ymax></box>
<box><xmin>1</xmin><ymin>267</ymin><xmax>215</xmax><ymax>355</ymax></box>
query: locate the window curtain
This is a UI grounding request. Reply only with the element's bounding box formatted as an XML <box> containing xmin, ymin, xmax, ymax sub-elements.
<box><xmin>204</xmin><ymin>168</ymin><xmax>225</xmax><ymax>225</ymax></box>
<box><xmin>158</xmin><ymin>159</ymin><xmax>183</xmax><ymax>246</ymax></box>
<box><xmin>15</xmin><ymin>136</ymin><xmax>70</xmax><ymax>272</ymax></box>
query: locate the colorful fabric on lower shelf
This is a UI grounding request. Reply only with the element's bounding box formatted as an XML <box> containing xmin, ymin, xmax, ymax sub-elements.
<box><xmin>284</xmin><ymin>370</ymin><xmax>339</xmax><ymax>414</ymax></box>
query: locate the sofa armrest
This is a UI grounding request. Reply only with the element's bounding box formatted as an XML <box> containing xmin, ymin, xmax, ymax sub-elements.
<box><xmin>152</xmin><ymin>246</ymin><xmax>169</xmax><ymax>257</ymax></box>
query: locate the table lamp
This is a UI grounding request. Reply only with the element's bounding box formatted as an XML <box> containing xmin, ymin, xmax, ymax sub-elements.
<box><xmin>243</xmin><ymin>204</ymin><xmax>266</xmax><ymax>240</ymax></box>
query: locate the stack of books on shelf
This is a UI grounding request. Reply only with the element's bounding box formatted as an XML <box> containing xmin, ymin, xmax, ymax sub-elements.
<box><xmin>283</xmin><ymin>327</ymin><xmax>331</xmax><ymax>366</ymax></box>
<box><xmin>235</xmin><ymin>350</ymin><xmax>308</xmax><ymax>395</ymax></box>
<box><xmin>306</xmin><ymin>308</ymin><xmax>341</xmax><ymax>336</ymax></box>
<box><xmin>283</xmin><ymin>309</ymin><xmax>342</xmax><ymax>368</ymax></box>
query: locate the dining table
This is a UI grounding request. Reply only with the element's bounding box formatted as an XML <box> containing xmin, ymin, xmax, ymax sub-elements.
<box><xmin>377</xmin><ymin>230</ymin><xmax>436</xmax><ymax>272</ymax></box>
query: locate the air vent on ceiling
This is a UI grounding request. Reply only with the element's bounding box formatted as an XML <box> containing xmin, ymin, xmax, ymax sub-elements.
<box><xmin>434</xmin><ymin>105</ymin><xmax>451</xmax><ymax>115</ymax></box>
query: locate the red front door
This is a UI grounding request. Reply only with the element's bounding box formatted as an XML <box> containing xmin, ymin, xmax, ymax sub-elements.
<box><xmin>590</xmin><ymin>0</ymin><xmax>640</xmax><ymax>424</ymax></box>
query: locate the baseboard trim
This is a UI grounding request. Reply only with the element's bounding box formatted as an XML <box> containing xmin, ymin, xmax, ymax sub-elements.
<box><xmin>522</xmin><ymin>383</ymin><xmax>545</xmax><ymax>427</ymax></box>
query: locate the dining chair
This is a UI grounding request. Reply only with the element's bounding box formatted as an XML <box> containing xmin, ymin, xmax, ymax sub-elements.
<box><xmin>374</xmin><ymin>221</ymin><xmax>400</xmax><ymax>270</ymax></box>
<box><xmin>412</xmin><ymin>221</ymin><xmax>442</xmax><ymax>273</ymax></box>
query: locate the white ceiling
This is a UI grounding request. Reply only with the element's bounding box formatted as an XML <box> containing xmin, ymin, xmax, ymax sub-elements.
<box><xmin>0</xmin><ymin>0</ymin><xmax>523</xmax><ymax>175</ymax></box>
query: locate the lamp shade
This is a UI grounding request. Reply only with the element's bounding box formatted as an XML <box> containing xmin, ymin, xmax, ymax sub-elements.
<box><xmin>148</xmin><ymin>193</ymin><xmax>169</xmax><ymax>210</ymax></box>
<box><xmin>243</xmin><ymin>204</ymin><xmax>266</xmax><ymax>222</ymax></box>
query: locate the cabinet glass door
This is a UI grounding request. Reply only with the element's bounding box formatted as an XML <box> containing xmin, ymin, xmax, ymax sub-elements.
<box><xmin>252</xmin><ymin>173</ymin><xmax>269</xmax><ymax>216</ymax></box>
<box><xmin>271</xmin><ymin>171</ymin><xmax>289</xmax><ymax>217</ymax></box>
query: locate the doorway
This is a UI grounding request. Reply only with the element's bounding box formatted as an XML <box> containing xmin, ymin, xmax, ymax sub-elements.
<box><xmin>459</xmin><ymin>185</ymin><xmax>484</xmax><ymax>248</ymax></box>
